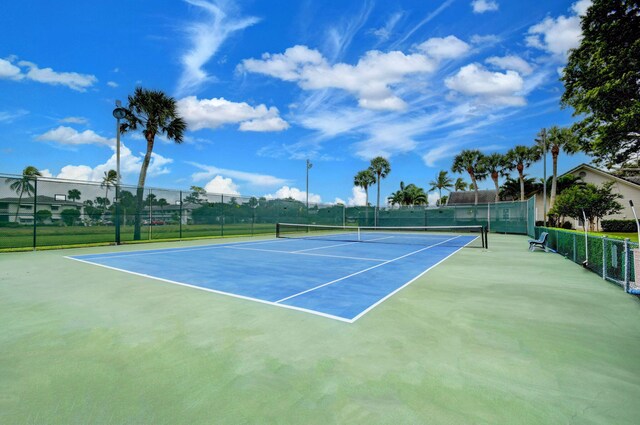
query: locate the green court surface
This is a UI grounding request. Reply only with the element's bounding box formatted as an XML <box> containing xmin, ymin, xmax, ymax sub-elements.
<box><xmin>1</xmin><ymin>234</ymin><xmax>639</xmax><ymax>424</ymax></box>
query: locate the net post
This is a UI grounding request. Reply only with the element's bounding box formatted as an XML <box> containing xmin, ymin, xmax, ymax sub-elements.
<box><xmin>276</xmin><ymin>223</ymin><xmax>280</xmax><ymax>238</ymax></box>
<box><xmin>624</xmin><ymin>238</ymin><xmax>629</xmax><ymax>292</ymax></box>
<box><xmin>32</xmin><ymin>176</ymin><xmax>38</xmax><ymax>251</ymax></box>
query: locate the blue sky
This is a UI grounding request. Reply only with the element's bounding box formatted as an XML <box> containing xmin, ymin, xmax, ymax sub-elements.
<box><xmin>0</xmin><ymin>0</ymin><xmax>593</xmax><ymax>205</ymax></box>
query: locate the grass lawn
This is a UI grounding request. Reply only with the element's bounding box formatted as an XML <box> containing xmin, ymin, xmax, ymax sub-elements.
<box><xmin>1</xmin><ymin>234</ymin><xmax>639</xmax><ymax>424</ymax></box>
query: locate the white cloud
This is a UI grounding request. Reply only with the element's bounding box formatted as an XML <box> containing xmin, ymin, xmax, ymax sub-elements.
<box><xmin>59</xmin><ymin>116</ymin><xmax>89</xmax><ymax>125</ymax></box>
<box><xmin>189</xmin><ymin>162</ymin><xmax>289</xmax><ymax>187</ymax></box>
<box><xmin>471</xmin><ymin>0</ymin><xmax>499</xmax><ymax>13</ymax></box>
<box><xmin>0</xmin><ymin>109</ymin><xmax>28</xmax><ymax>123</ymax></box>
<box><xmin>36</xmin><ymin>126</ymin><xmax>114</xmax><ymax>146</ymax></box>
<box><xmin>265</xmin><ymin>186</ymin><xmax>321</xmax><ymax>203</ymax></box>
<box><xmin>107</xmin><ymin>81</ymin><xmax>118</xmax><ymax>88</ymax></box>
<box><xmin>240</xmin><ymin>45</ymin><xmax>436</xmax><ymax>111</ymax></box>
<box><xmin>55</xmin><ymin>142</ymin><xmax>172</xmax><ymax>182</ymax></box>
<box><xmin>371</xmin><ymin>12</ymin><xmax>403</xmax><ymax>42</ymax></box>
<box><xmin>177</xmin><ymin>0</ymin><xmax>260</xmax><ymax>95</ymax></box>
<box><xmin>525</xmin><ymin>1</ymin><xmax>590</xmax><ymax>59</ymax></box>
<box><xmin>422</xmin><ymin>144</ymin><xmax>456</xmax><ymax>167</ymax></box>
<box><xmin>0</xmin><ymin>57</ymin><xmax>97</xmax><ymax>91</ymax></box>
<box><xmin>347</xmin><ymin>186</ymin><xmax>367</xmax><ymax>206</ymax></box>
<box><xmin>17</xmin><ymin>60</ymin><xmax>97</xmax><ymax>91</ymax></box>
<box><xmin>177</xmin><ymin>96</ymin><xmax>289</xmax><ymax>132</ymax></box>
<box><xmin>333</xmin><ymin>197</ymin><xmax>346</xmax><ymax>205</ymax></box>
<box><xmin>486</xmin><ymin>55</ymin><xmax>533</xmax><ymax>75</ymax></box>
<box><xmin>445</xmin><ymin>63</ymin><xmax>525</xmax><ymax>106</ymax></box>
<box><xmin>0</xmin><ymin>58</ymin><xmax>23</xmax><ymax>80</ymax></box>
<box><xmin>470</xmin><ymin>34</ymin><xmax>500</xmax><ymax>45</ymax></box>
<box><xmin>416</xmin><ymin>35</ymin><xmax>470</xmax><ymax>60</ymax></box>
<box><xmin>204</xmin><ymin>175</ymin><xmax>240</xmax><ymax>195</ymax></box>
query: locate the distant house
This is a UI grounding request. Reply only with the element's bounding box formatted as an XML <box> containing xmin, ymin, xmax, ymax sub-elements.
<box><xmin>0</xmin><ymin>195</ymin><xmax>83</xmax><ymax>225</ymax></box>
<box><xmin>532</xmin><ymin>163</ymin><xmax>640</xmax><ymax>225</ymax></box>
<box><xmin>446</xmin><ymin>190</ymin><xmax>497</xmax><ymax>205</ymax></box>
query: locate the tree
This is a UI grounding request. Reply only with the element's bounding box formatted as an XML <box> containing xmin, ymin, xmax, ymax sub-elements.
<box><xmin>480</xmin><ymin>153</ymin><xmax>508</xmax><ymax>203</ymax></box>
<box><xmin>428</xmin><ymin>171</ymin><xmax>453</xmax><ymax>205</ymax></box>
<box><xmin>67</xmin><ymin>189</ymin><xmax>81</xmax><ymax>202</ymax></box>
<box><xmin>6</xmin><ymin>166</ymin><xmax>42</xmax><ymax>222</ymax></box>
<box><xmin>561</xmin><ymin>0</ymin><xmax>640</xmax><ymax>167</ymax></box>
<box><xmin>505</xmin><ymin>145</ymin><xmax>541</xmax><ymax>201</ymax></box>
<box><xmin>368</xmin><ymin>157</ymin><xmax>391</xmax><ymax>225</ymax></box>
<box><xmin>549</xmin><ymin>182</ymin><xmax>623</xmax><ymax>230</ymax></box>
<box><xmin>537</xmin><ymin>126</ymin><xmax>579</xmax><ymax>208</ymax></box>
<box><xmin>353</xmin><ymin>169</ymin><xmax>376</xmax><ymax>207</ymax></box>
<box><xmin>35</xmin><ymin>209</ymin><xmax>52</xmax><ymax>224</ymax></box>
<box><xmin>60</xmin><ymin>208</ymin><xmax>81</xmax><ymax>226</ymax></box>
<box><xmin>101</xmin><ymin>170</ymin><xmax>118</xmax><ymax>208</ymax></box>
<box><xmin>184</xmin><ymin>186</ymin><xmax>207</xmax><ymax>204</ymax></box>
<box><xmin>454</xmin><ymin>178</ymin><xmax>468</xmax><ymax>191</ymax></box>
<box><xmin>120</xmin><ymin>87</ymin><xmax>187</xmax><ymax>240</ymax></box>
<box><xmin>388</xmin><ymin>182</ymin><xmax>428</xmax><ymax>206</ymax></box>
<box><xmin>499</xmin><ymin>176</ymin><xmax>542</xmax><ymax>201</ymax></box>
<box><xmin>452</xmin><ymin>150</ymin><xmax>485</xmax><ymax>205</ymax></box>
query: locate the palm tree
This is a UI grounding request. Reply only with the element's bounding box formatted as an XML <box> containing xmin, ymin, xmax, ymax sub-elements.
<box><xmin>120</xmin><ymin>87</ymin><xmax>187</xmax><ymax>240</ymax></box>
<box><xmin>67</xmin><ymin>189</ymin><xmax>81</xmax><ymax>202</ymax></box>
<box><xmin>387</xmin><ymin>181</ymin><xmax>406</xmax><ymax>206</ymax></box>
<box><xmin>499</xmin><ymin>176</ymin><xmax>543</xmax><ymax>201</ymax></box>
<box><xmin>6</xmin><ymin>166</ymin><xmax>42</xmax><ymax>222</ymax></box>
<box><xmin>101</xmin><ymin>169</ymin><xmax>118</xmax><ymax>209</ymax></box>
<box><xmin>428</xmin><ymin>170</ymin><xmax>453</xmax><ymax>206</ymax></box>
<box><xmin>404</xmin><ymin>184</ymin><xmax>428</xmax><ymax>206</ymax></box>
<box><xmin>454</xmin><ymin>178</ymin><xmax>468</xmax><ymax>191</ymax></box>
<box><xmin>451</xmin><ymin>150</ymin><xmax>485</xmax><ymax>205</ymax></box>
<box><xmin>505</xmin><ymin>145</ymin><xmax>541</xmax><ymax>201</ymax></box>
<box><xmin>353</xmin><ymin>169</ymin><xmax>376</xmax><ymax>207</ymax></box>
<box><xmin>480</xmin><ymin>153</ymin><xmax>508</xmax><ymax>203</ymax></box>
<box><xmin>368</xmin><ymin>156</ymin><xmax>391</xmax><ymax>226</ymax></box>
<box><xmin>544</xmin><ymin>126</ymin><xmax>579</xmax><ymax>208</ymax></box>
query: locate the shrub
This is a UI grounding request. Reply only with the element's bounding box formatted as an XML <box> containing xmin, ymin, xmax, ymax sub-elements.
<box><xmin>535</xmin><ymin>220</ymin><xmax>545</xmax><ymax>226</ymax></box>
<box><xmin>562</xmin><ymin>221</ymin><xmax>573</xmax><ymax>230</ymax></box>
<box><xmin>601</xmin><ymin>219</ymin><xmax>637</xmax><ymax>232</ymax></box>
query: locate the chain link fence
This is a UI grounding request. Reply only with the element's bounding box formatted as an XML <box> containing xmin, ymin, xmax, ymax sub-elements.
<box><xmin>535</xmin><ymin>226</ymin><xmax>639</xmax><ymax>294</ymax></box>
<box><xmin>1</xmin><ymin>174</ymin><xmax>531</xmax><ymax>250</ymax></box>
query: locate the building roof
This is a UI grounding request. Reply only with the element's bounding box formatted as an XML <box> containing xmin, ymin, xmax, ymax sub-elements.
<box><xmin>561</xmin><ymin>163</ymin><xmax>640</xmax><ymax>189</ymax></box>
<box><xmin>447</xmin><ymin>190</ymin><xmax>497</xmax><ymax>205</ymax></box>
<box><xmin>0</xmin><ymin>195</ymin><xmax>83</xmax><ymax>206</ymax></box>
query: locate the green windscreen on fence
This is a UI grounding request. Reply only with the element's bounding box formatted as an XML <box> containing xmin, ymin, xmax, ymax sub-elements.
<box><xmin>1</xmin><ymin>173</ymin><xmax>531</xmax><ymax>250</ymax></box>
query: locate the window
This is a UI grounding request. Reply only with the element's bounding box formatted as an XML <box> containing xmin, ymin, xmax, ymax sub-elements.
<box><xmin>20</xmin><ymin>204</ymin><xmax>32</xmax><ymax>210</ymax></box>
<box><xmin>51</xmin><ymin>205</ymin><xmax>60</xmax><ymax>211</ymax></box>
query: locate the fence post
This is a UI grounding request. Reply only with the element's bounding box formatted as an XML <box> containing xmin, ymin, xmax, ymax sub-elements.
<box><xmin>623</xmin><ymin>238</ymin><xmax>629</xmax><ymax>292</ymax></box>
<box><xmin>573</xmin><ymin>234</ymin><xmax>576</xmax><ymax>262</ymax></box>
<box><xmin>32</xmin><ymin>177</ymin><xmax>38</xmax><ymax>251</ymax></box>
<box><xmin>221</xmin><ymin>194</ymin><xmax>224</xmax><ymax>237</ymax></box>
<box><xmin>602</xmin><ymin>236</ymin><xmax>606</xmax><ymax>279</ymax></box>
<box><xmin>115</xmin><ymin>185</ymin><xmax>121</xmax><ymax>245</ymax></box>
<box><xmin>179</xmin><ymin>190</ymin><xmax>183</xmax><ymax>240</ymax></box>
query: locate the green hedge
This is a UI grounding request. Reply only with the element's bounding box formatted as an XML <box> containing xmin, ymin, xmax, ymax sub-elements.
<box><xmin>601</xmin><ymin>219</ymin><xmax>637</xmax><ymax>232</ymax></box>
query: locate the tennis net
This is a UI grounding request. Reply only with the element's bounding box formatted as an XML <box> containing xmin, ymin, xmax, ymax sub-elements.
<box><xmin>276</xmin><ymin>223</ymin><xmax>487</xmax><ymax>248</ymax></box>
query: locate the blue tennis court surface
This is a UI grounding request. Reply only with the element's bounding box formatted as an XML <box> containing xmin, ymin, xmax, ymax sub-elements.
<box><xmin>67</xmin><ymin>234</ymin><xmax>476</xmax><ymax>322</ymax></box>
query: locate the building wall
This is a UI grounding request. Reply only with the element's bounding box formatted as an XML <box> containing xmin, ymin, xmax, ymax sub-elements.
<box><xmin>532</xmin><ymin>166</ymin><xmax>640</xmax><ymax>228</ymax></box>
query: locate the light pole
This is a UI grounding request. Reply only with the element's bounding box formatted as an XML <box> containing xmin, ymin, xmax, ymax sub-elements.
<box><xmin>112</xmin><ymin>100</ymin><xmax>127</xmax><ymax>244</ymax></box>
<box><xmin>306</xmin><ymin>159</ymin><xmax>312</xmax><ymax>212</ymax></box>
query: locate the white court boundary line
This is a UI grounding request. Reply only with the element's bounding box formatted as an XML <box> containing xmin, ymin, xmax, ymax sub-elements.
<box><xmin>275</xmin><ymin>236</ymin><xmax>461</xmax><ymax>303</ymax></box>
<box><xmin>65</xmin><ymin>233</ymin><xmax>475</xmax><ymax>323</ymax></box>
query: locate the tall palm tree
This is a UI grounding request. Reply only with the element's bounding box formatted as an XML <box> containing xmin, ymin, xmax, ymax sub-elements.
<box><xmin>120</xmin><ymin>87</ymin><xmax>187</xmax><ymax>240</ymax></box>
<box><xmin>454</xmin><ymin>178</ymin><xmax>468</xmax><ymax>191</ymax></box>
<box><xmin>499</xmin><ymin>176</ymin><xmax>543</xmax><ymax>201</ymax></box>
<box><xmin>368</xmin><ymin>157</ymin><xmax>391</xmax><ymax>226</ymax></box>
<box><xmin>101</xmin><ymin>169</ymin><xmax>118</xmax><ymax>209</ymax></box>
<box><xmin>480</xmin><ymin>153</ymin><xmax>508</xmax><ymax>203</ymax></box>
<box><xmin>6</xmin><ymin>166</ymin><xmax>42</xmax><ymax>222</ymax></box>
<box><xmin>428</xmin><ymin>170</ymin><xmax>453</xmax><ymax>206</ymax></box>
<box><xmin>545</xmin><ymin>126</ymin><xmax>579</xmax><ymax>208</ymax></box>
<box><xmin>353</xmin><ymin>169</ymin><xmax>376</xmax><ymax>207</ymax></box>
<box><xmin>451</xmin><ymin>150</ymin><xmax>485</xmax><ymax>205</ymax></box>
<box><xmin>505</xmin><ymin>145</ymin><xmax>541</xmax><ymax>201</ymax></box>
<box><xmin>67</xmin><ymin>189</ymin><xmax>81</xmax><ymax>202</ymax></box>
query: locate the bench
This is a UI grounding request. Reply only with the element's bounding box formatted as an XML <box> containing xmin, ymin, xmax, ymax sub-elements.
<box><xmin>528</xmin><ymin>232</ymin><xmax>549</xmax><ymax>252</ymax></box>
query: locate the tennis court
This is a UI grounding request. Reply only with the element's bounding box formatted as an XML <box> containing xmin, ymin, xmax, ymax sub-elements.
<box><xmin>67</xmin><ymin>224</ymin><xmax>484</xmax><ymax>322</ymax></box>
